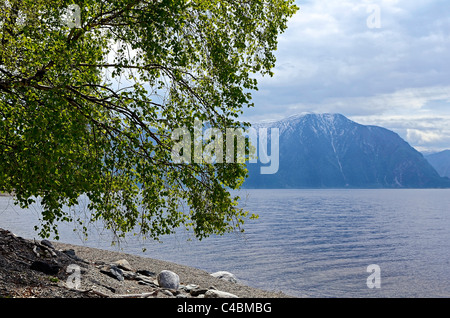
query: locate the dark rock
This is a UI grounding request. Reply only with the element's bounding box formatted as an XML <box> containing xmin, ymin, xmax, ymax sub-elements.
<box><xmin>136</xmin><ymin>269</ymin><xmax>156</xmax><ymax>277</ymax></box>
<box><xmin>30</xmin><ymin>261</ymin><xmax>61</xmax><ymax>275</ymax></box>
<box><xmin>62</xmin><ymin>249</ymin><xmax>84</xmax><ymax>261</ymax></box>
<box><xmin>168</xmin><ymin>288</ymin><xmax>179</xmax><ymax>295</ymax></box>
<box><xmin>100</xmin><ymin>265</ymin><xmax>124</xmax><ymax>281</ymax></box>
<box><xmin>122</xmin><ymin>270</ymin><xmax>136</xmax><ymax>280</ymax></box>
<box><xmin>109</xmin><ymin>265</ymin><xmax>124</xmax><ymax>281</ymax></box>
<box><xmin>137</xmin><ymin>279</ymin><xmax>159</xmax><ymax>288</ymax></box>
<box><xmin>136</xmin><ymin>274</ymin><xmax>159</xmax><ymax>287</ymax></box>
<box><xmin>62</xmin><ymin>249</ymin><xmax>76</xmax><ymax>258</ymax></box>
<box><xmin>40</xmin><ymin>240</ymin><xmax>54</xmax><ymax>249</ymax></box>
<box><xmin>190</xmin><ymin>287</ymin><xmax>209</xmax><ymax>297</ymax></box>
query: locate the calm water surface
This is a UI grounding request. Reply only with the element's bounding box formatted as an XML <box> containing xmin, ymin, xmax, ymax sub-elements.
<box><xmin>1</xmin><ymin>189</ymin><xmax>450</xmax><ymax>298</ymax></box>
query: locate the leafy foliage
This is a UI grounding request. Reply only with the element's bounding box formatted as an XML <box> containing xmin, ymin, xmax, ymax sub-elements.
<box><xmin>0</xmin><ymin>0</ymin><xmax>297</xmax><ymax>241</ymax></box>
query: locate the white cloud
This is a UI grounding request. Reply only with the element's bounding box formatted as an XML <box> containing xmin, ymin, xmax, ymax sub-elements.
<box><xmin>407</xmin><ymin>129</ymin><xmax>443</xmax><ymax>145</ymax></box>
<box><xmin>244</xmin><ymin>0</ymin><xmax>450</xmax><ymax>151</ymax></box>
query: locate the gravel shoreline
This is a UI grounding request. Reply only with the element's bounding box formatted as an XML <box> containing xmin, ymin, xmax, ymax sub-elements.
<box><xmin>53</xmin><ymin>242</ymin><xmax>293</xmax><ymax>298</ymax></box>
<box><xmin>0</xmin><ymin>228</ymin><xmax>293</xmax><ymax>298</ymax></box>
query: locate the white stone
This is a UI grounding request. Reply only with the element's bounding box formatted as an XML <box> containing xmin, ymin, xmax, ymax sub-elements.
<box><xmin>112</xmin><ymin>259</ymin><xmax>133</xmax><ymax>271</ymax></box>
<box><xmin>204</xmin><ymin>290</ymin><xmax>238</xmax><ymax>298</ymax></box>
<box><xmin>183</xmin><ymin>284</ymin><xmax>199</xmax><ymax>292</ymax></box>
<box><xmin>210</xmin><ymin>271</ymin><xmax>238</xmax><ymax>283</ymax></box>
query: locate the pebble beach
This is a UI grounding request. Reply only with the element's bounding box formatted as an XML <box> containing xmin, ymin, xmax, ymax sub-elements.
<box><xmin>0</xmin><ymin>228</ymin><xmax>292</xmax><ymax>298</ymax></box>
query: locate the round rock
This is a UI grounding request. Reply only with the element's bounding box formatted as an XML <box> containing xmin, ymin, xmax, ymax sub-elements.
<box><xmin>157</xmin><ymin>270</ymin><xmax>180</xmax><ymax>290</ymax></box>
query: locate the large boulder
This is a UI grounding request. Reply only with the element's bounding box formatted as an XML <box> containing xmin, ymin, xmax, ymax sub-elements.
<box><xmin>157</xmin><ymin>270</ymin><xmax>180</xmax><ymax>290</ymax></box>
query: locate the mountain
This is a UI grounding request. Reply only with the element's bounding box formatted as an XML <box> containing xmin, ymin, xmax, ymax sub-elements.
<box><xmin>244</xmin><ymin>113</ymin><xmax>450</xmax><ymax>188</ymax></box>
<box><xmin>425</xmin><ymin>150</ymin><xmax>450</xmax><ymax>178</ymax></box>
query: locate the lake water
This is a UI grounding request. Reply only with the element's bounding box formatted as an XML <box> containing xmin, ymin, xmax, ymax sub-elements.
<box><xmin>1</xmin><ymin>189</ymin><xmax>450</xmax><ymax>298</ymax></box>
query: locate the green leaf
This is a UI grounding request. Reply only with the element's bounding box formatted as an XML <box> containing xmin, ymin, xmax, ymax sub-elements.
<box><xmin>0</xmin><ymin>0</ymin><xmax>298</xmax><ymax>243</ymax></box>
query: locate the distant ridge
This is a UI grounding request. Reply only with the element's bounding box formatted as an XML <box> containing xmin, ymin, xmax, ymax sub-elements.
<box><xmin>244</xmin><ymin>113</ymin><xmax>450</xmax><ymax>188</ymax></box>
<box><xmin>425</xmin><ymin>150</ymin><xmax>450</xmax><ymax>178</ymax></box>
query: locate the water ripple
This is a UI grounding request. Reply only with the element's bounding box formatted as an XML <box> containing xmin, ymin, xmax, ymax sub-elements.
<box><xmin>1</xmin><ymin>189</ymin><xmax>450</xmax><ymax>297</ymax></box>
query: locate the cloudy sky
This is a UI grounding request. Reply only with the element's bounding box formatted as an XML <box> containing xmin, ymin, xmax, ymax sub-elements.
<box><xmin>242</xmin><ymin>0</ymin><xmax>450</xmax><ymax>152</ymax></box>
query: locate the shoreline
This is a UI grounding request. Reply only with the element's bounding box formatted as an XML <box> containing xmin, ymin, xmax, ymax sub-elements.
<box><xmin>52</xmin><ymin>241</ymin><xmax>294</xmax><ymax>298</ymax></box>
<box><xmin>0</xmin><ymin>228</ymin><xmax>294</xmax><ymax>298</ymax></box>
